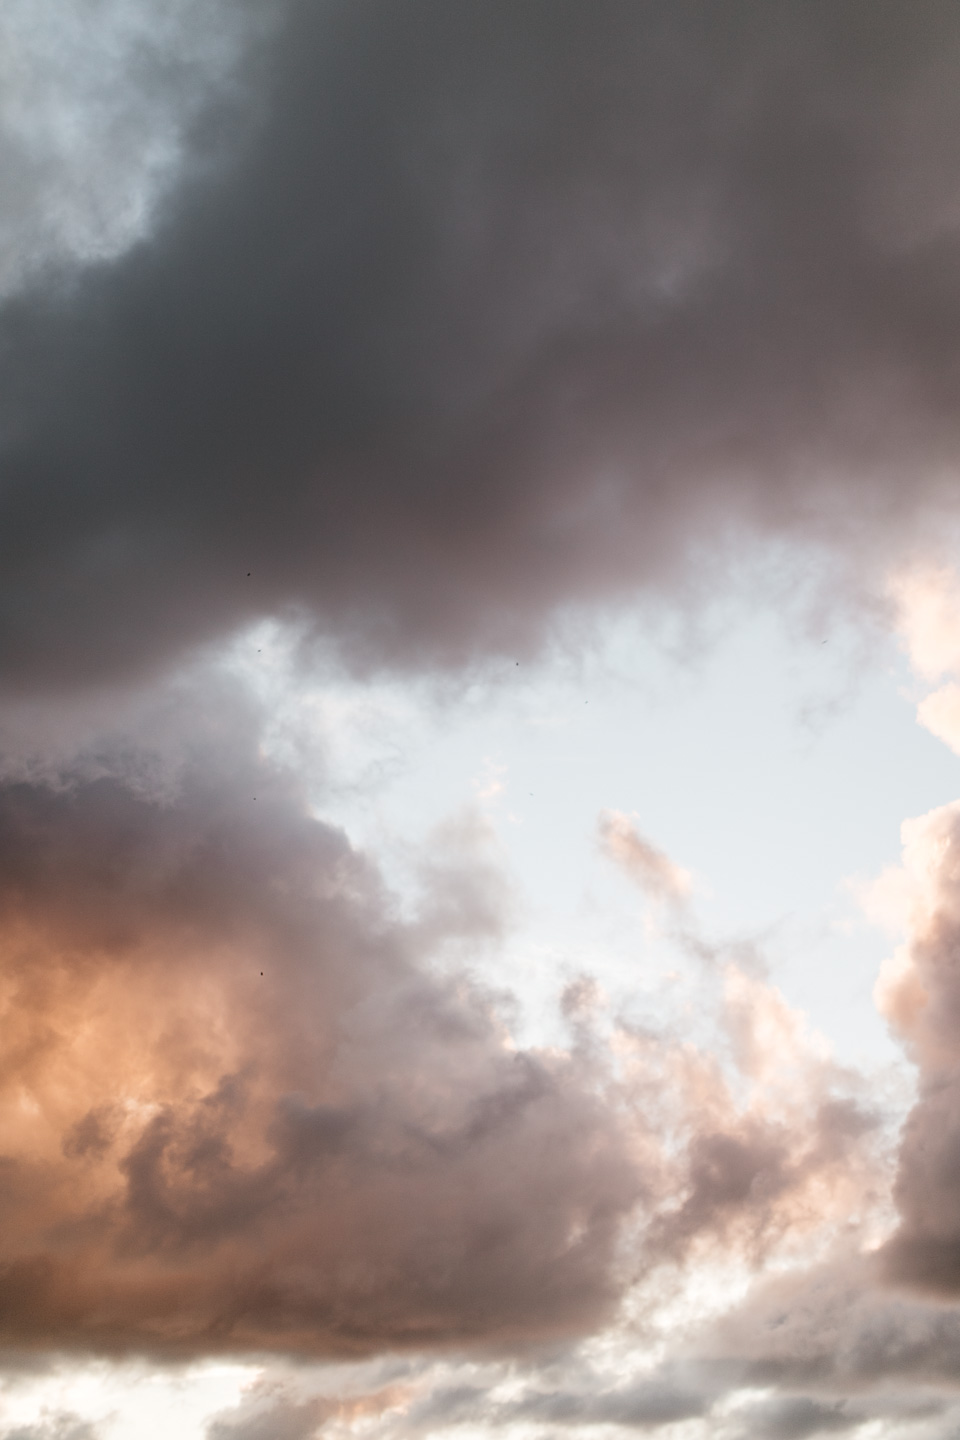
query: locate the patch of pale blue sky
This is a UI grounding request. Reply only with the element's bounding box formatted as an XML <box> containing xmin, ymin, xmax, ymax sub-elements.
<box><xmin>224</xmin><ymin>588</ymin><xmax>960</xmax><ymax>1074</ymax></box>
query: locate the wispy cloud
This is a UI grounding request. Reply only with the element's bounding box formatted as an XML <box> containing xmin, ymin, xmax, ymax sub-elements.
<box><xmin>598</xmin><ymin>811</ymin><xmax>692</xmax><ymax>905</ymax></box>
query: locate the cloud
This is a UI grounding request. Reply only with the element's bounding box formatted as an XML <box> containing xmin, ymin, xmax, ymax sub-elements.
<box><xmin>889</xmin><ymin>566</ymin><xmax>960</xmax><ymax>684</ymax></box>
<box><xmin>400</xmin><ymin>1372</ymin><xmax>708</xmax><ymax>1432</ymax></box>
<box><xmin>858</xmin><ymin>568</ymin><xmax>960</xmax><ymax>1294</ymax></box>
<box><xmin>889</xmin><ymin>565</ymin><xmax>960</xmax><ymax>753</ymax></box>
<box><xmin>875</xmin><ymin>802</ymin><xmax>960</xmax><ymax>1290</ymax></box>
<box><xmin>206</xmin><ymin>1300</ymin><xmax>959</xmax><ymax>1440</ymax></box>
<box><xmin>4</xmin><ymin>3</ymin><xmax>960</xmax><ymax>690</ymax></box>
<box><xmin>733</xmin><ymin>1396</ymin><xmax>858</xmax><ymax>1440</ymax></box>
<box><xmin>598</xmin><ymin>812</ymin><xmax>692</xmax><ymax>904</ymax></box>
<box><xmin>507</xmin><ymin>1376</ymin><xmax>708</xmax><ymax>1429</ymax></box>
<box><xmin>206</xmin><ymin>1395</ymin><xmax>328</xmax><ymax>1440</ymax></box>
<box><xmin>0</xmin><ymin>1417</ymin><xmax>99</xmax><ymax>1440</ymax></box>
<box><xmin>618</xmin><ymin>963</ymin><xmax>885</xmax><ymax>1278</ymax></box>
<box><xmin>0</xmin><ymin>0</ymin><xmax>268</xmax><ymax>300</ymax></box>
<box><xmin>0</xmin><ymin>668</ymin><xmax>884</xmax><ymax>1366</ymax></box>
<box><xmin>205</xmin><ymin>1376</ymin><xmax>411</xmax><ymax>1440</ymax></box>
<box><xmin>700</xmin><ymin>1252</ymin><xmax>960</xmax><ymax>1391</ymax></box>
<box><xmin>0</xmin><ymin>682</ymin><xmax>647</xmax><ymax>1359</ymax></box>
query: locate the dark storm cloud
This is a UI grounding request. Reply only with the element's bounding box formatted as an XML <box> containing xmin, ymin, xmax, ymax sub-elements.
<box><xmin>4</xmin><ymin>1</ymin><xmax>960</xmax><ymax>689</ymax></box>
<box><xmin>0</xmin><ymin>0</ymin><xmax>268</xmax><ymax>298</ymax></box>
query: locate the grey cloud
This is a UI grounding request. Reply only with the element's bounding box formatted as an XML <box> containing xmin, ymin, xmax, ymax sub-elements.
<box><xmin>735</xmin><ymin>1396</ymin><xmax>858</xmax><ymax>1440</ymax></box>
<box><xmin>4</xmin><ymin>2</ymin><xmax>960</xmax><ymax>691</ymax></box>
<box><xmin>398</xmin><ymin>1382</ymin><xmax>488</xmax><ymax>1429</ymax></box>
<box><xmin>872</xmin><ymin>807</ymin><xmax>960</xmax><ymax>1294</ymax></box>
<box><xmin>736</xmin><ymin>1392</ymin><xmax>953</xmax><ymax>1440</ymax></box>
<box><xmin>885</xmin><ymin>1076</ymin><xmax>960</xmax><ymax>1293</ymax></box>
<box><xmin>700</xmin><ymin>1255</ymin><xmax>960</xmax><ymax>1390</ymax></box>
<box><xmin>0</xmin><ymin>0</ymin><xmax>268</xmax><ymax>298</ymax></box>
<box><xmin>398</xmin><ymin>1372</ymin><xmax>708</xmax><ymax>1433</ymax></box>
<box><xmin>1</xmin><ymin>1417</ymin><xmax>99</xmax><ymax>1440</ymax></box>
<box><xmin>206</xmin><ymin>1395</ymin><xmax>328</xmax><ymax>1440</ymax></box>
<box><xmin>640</xmin><ymin>1094</ymin><xmax>880</xmax><ymax>1270</ymax></box>
<box><xmin>508</xmin><ymin>1377</ymin><xmax>707</xmax><ymax>1429</ymax></box>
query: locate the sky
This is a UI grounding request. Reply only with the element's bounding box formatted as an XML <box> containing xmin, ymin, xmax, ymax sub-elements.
<box><xmin>7</xmin><ymin>2</ymin><xmax>960</xmax><ymax>1437</ymax></box>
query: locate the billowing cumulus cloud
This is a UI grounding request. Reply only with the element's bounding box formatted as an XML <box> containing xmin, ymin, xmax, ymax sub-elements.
<box><xmin>0</xmin><ymin>670</ymin><xmax>880</xmax><ymax>1365</ymax></box>
<box><xmin>0</xmin><ymin>693</ymin><xmax>644</xmax><ymax>1357</ymax></box>
<box><xmin>4</xmin><ymin>2</ymin><xmax>960</xmax><ymax>690</ymax></box>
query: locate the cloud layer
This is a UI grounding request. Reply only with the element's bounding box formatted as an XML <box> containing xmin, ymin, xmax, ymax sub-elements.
<box><xmin>4</xmin><ymin>2</ymin><xmax>960</xmax><ymax>689</ymax></box>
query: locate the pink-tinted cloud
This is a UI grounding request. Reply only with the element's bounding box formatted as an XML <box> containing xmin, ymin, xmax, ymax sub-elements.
<box><xmin>598</xmin><ymin>812</ymin><xmax>692</xmax><ymax>905</ymax></box>
<box><xmin>855</xmin><ymin>572</ymin><xmax>960</xmax><ymax>1294</ymax></box>
<box><xmin>870</xmin><ymin>800</ymin><xmax>960</xmax><ymax>1290</ymax></box>
<box><xmin>0</xmin><ymin>727</ymin><xmax>641</xmax><ymax>1356</ymax></box>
